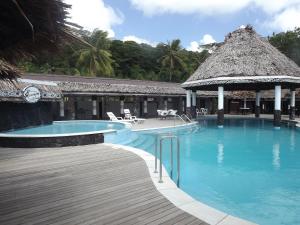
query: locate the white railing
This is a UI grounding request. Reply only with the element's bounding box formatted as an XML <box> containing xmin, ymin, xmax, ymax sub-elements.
<box><xmin>154</xmin><ymin>134</ymin><xmax>180</xmax><ymax>187</ymax></box>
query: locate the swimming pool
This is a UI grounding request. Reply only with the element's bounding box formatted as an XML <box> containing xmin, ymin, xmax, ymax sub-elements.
<box><xmin>0</xmin><ymin>120</ymin><xmax>128</xmax><ymax>148</ymax></box>
<box><xmin>106</xmin><ymin>118</ymin><xmax>300</xmax><ymax>225</ymax></box>
<box><xmin>3</xmin><ymin>120</ymin><xmax>126</xmax><ymax>135</ymax></box>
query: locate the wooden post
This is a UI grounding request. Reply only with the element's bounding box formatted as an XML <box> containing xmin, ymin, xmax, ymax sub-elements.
<box><xmin>290</xmin><ymin>89</ymin><xmax>296</xmax><ymax>120</ymax></box>
<box><xmin>164</xmin><ymin>98</ymin><xmax>168</xmax><ymax>110</ymax></box>
<box><xmin>59</xmin><ymin>100</ymin><xmax>64</xmax><ymax>120</ymax></box>
<box><xmin>192</xmin><ymin>91</ymin><xmax>197</xmax><ymax>118</ymax></box>
<box><xmin>218</xmin><ymin>86</ymin><xmax>224</xmax><ymax>127</ymax></box>
<box><xmin>143</xmin><ymin>97</ymin><xmax>148</xmax><ymax>118</ymax></box>
<box><xmin>274</xmin><ymin>85</ymin><xmax>281</xmax><ymax>127</ymax></box>
<box><xmin>120</xmin><ymin>97</ymin><xmax>125</xmax><ymax>117</ymax></box>
<box><xmin>92</xmin><ymin>96</ymin><xmax>97</xmax><ymax>119</ymax></box>
<box><xmin>255</xmin><ymin>91</ymin><xmax>261</xmax><ymax>118</ymax></box>
<box><xmin>186</xmin><ymin>90</ymin><xmax>191</xmax><ymax>116</ymax></box>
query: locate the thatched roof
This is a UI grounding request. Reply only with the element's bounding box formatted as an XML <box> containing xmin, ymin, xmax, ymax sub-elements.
<box><xmin>0</xmin><ymin>0</ymin><xmax>73</xmax><ymax>61</ymax></box>
<box><xmin>1</xmin><ymin>73</ymin><xmax>299</xmax><ymax>101</ymax></box>
<box><xmin>23</xmin><ymin>74</ymin><xmax>218</xmax><ymax>97</ymax></box>
<box><xmin>0</xmin><ymin>78</ymin><xmax>61</xmax><ymax>102</ymax></box>
<box><xmin>0</xmin><ymin>0</ymin><xmax>77</xmax><ymax>80</ymax></box>
<box><xmin>0</xmin><ymin>59</ymin><xmax>20</xmax><ymax>80</ymax></box>
<box><xmin>182</xmin><ymin>26</ymin><xmax>300</xmax><ymax>91</ymax></box>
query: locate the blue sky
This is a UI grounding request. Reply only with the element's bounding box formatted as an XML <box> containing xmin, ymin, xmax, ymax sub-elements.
<box><xmin>65</xmin><ymin>0</ymin><xmax>300</xmax><ymax>51</ymax></box>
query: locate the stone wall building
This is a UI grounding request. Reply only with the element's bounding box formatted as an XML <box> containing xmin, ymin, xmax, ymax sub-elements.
<box><xmin>0</xmin><ymin>73</ymin><xmax>299</xmax><ymax>132</ymax></box>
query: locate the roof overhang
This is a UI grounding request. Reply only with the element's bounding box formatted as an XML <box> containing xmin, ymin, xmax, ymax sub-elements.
<box><xmin>182</xmin><ymin>75</ymin><xmax>300</xmax><ymax>91</ymax></box>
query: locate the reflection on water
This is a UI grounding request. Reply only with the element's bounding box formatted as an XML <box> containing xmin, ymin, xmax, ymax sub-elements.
<box><xmin>272</xmin><ymin>143</ymin><xmax>280</xmax><ymax>169</ymax></box>
<box><xmin>217</xmin><ymin>143</ymin><xmax>224</xmax><ymax>165</ymax></box>
<box><xmin>290</xmin><ymin>129</ymin><xmax>295</xmax><ymax>151</ymax></box>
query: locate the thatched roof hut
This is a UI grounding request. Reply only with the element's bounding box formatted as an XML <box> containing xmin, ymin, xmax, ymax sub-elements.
<box><xmin>0</xmin><ymin>59</ymin><xmax>20</xmax><ymax>80</ymax></box>
<box><xmin>23</xmin><ymin>74</ymin><xmax>218</xmax><ymax>97</ymax></box>
<box><xmin>182</xmin><ymin>26</ymin><xmax>300</xmax><ymax>91</ymax></box>
<box><xmin>0</xmin><ymin>78</ymin><xmax>62</xmax><ymax>102</ymax></box>
<box><xmin>0</xmin><ymin>0</ymin><xmax>75</xmax><ymax>79</ymax></box>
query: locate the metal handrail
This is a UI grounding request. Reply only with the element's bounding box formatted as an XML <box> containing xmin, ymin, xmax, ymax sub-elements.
<box><xmin>175</xmin><ymin>114</ymin><xmax>186</xmax><ymax>123</ymax></box>
<box><xmin>181</xmin><ymin>114</ymin><xmax>192</xmax><ymax>123</ymax></box>
<box><xmin>154</xmin><ymin>134</ymin><xmax>180</xmax><ymax>187</ymax></box>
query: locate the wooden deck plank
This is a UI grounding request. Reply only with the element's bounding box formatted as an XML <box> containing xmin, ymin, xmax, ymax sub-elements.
<box><xmin>0</xmin><ymin>144</ymin><xmax>208</xmax><ymax>225</ymax></box>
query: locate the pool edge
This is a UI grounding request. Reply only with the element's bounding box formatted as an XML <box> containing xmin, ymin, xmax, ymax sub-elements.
<box><xmin>103</xmin><ymin>143</ymin><xmax>258</xmax><ymax>225</ymax></box>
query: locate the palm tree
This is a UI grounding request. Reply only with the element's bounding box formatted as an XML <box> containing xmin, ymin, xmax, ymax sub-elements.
<box><xmin>76</xmin><ymin>30</ymin><xmax>114</xmax><ymax>76</ymax></box>
<box><xmin>159</xmin><ymin>39</ymin><xmax>186</xmax><ymax>81</ymax></box>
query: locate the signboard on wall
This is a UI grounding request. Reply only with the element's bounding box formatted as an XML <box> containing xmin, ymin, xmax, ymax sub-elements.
<box><xmin>23</xmin><ymin>86</ymin><xmax>41</xmax><ymax>103</ymax></box>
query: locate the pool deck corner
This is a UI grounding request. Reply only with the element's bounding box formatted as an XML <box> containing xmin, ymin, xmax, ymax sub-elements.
<box><xmin>104</xmin><ymin>143</ymin><xmax>258</xmax><ymax>225</ymax></box>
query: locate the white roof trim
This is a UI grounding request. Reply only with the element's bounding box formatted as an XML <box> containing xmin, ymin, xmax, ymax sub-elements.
<box><xmin>17</xmin><ymin>78</ymin><xmax>58</xmax><ymax>86</ymax></box>
<box><xmin>183</xmin><ymin>75</ymin><xmax>300</xmax><ymax>86</ymax></box>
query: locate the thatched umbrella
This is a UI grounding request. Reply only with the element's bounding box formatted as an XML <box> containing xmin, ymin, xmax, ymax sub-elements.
<box><xmin>182</xmin><ymin>25</ymin><xmax>300</xmax><ymax>125</ymax></box>
<box><xmin>0</xmin><ymin>0</ymin><xmax>76</xmax><ymax>79</ymax></box>
<box><xmin>182</xmin><ymin>25</ymin><xmax>300</xmax><ymax>91</ymax></box>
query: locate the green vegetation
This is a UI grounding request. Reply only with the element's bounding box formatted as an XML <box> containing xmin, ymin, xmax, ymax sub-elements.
<box><xmin>269</xmin><ymin>28</ymin><xmax>300</xmax><ymax>66</ymax></box>
<box><xmin>158</xmin><ymin>39</ymin><xmax>186</xmax><ymax>81</ymax></box>
<box><xmin>18</xmin><ymin>29</ymin><xmax>209</xmax><ymax>82</ymax></box>
<box><xmin>19</xmin><ymin>27</ymin><xmax>300</xmax><ymax>83</ymax></box>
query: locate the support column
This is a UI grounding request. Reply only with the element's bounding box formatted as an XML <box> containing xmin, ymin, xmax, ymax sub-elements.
<box><xmin>192</xmin><ymin>91</ymin><xmax>197</xmax><ymax>118</ymax></box>
<box><xmin>218</xmin><ymin>86</ymin><xmax>224</xmax><ymax>127</ymax></box>
<box><xmin>143</xmin><ymin>97</ymin><xmax>148</xmax><ymax>118</ymax></box>
<box><xmin>164</xmin><ymin>98</ymin><xmax>168</xmax><ymax>110</ymax></box>
<box><xmin>290</xmin><ymin>89</ymin><xmax>296</xmax><ymax>120</ymax></box>
<box><xmin>92</xmin><ymin>96</ymin><xmax>97</xmax><ymax>119</ymax></box>
<box><xmin>274</xmin><ymin>85</ymin><xmax>281</xmax><ymax>127</ymax></box>
<box><xmin>186</xmin><ymin>90</ymin><xmax>192</xmax><ymax>116</ymax></box>
<box><xmin>120</xmin><ymin>97</ymin><xmax>125</xmax><ymax>117</ymax></box>
<box><xmin>59</xmin><ymin>100</ymin><xmax>65</xmax><ymax>120</ymax></box>
<box><xmin>255</xmin><ymin>91</ymin><xmax>261</xmax><ymax>118</ymax></box>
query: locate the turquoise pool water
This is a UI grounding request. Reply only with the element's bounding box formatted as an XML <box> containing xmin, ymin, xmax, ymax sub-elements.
<box><xmin>2</xmin><ymin>121</ymin><xmax>125</xmax><ymax>135</ymax></box>
<box><xmin>105</xmin><ymin>119</ymin><xmax>300</xmax><ymax>225</ymax></box>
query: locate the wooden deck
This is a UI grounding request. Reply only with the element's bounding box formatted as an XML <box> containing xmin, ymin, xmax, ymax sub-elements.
<box><xmin>0</xmin><ymin>144</ymin><xmax>208</xmax><ymax>225</ymax></box>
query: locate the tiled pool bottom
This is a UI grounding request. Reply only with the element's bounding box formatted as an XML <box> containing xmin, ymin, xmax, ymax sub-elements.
<box><xmin>105</xmin><ymin>119</ymin><xmax>300</xmax><ymax>225</ymax></box>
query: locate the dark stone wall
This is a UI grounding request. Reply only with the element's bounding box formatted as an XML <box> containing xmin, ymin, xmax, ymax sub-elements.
<box><xmin>0</xmin><ymin>102</ymin><xmax>54</xmax><ymax>132</ymax></box>
<box><xmin>0</xmin><ymin>133</ymin><xmax>104</xmax><ymax>148</ymax></box>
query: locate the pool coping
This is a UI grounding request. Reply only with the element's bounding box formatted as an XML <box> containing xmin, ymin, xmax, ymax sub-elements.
<box><xmin>0</xmin><ymin>120</ymin><xmax>131</xmax><ymax>138</ymax></box>
<box><xmin>132</xmin><ymin>121</ymin><xmax>198</xmax><ymax>132</ymax></box>
<box><xmin>104</xmin><ymin>143</ymin><xmax>258</xmax><ymax>225</ymax></box>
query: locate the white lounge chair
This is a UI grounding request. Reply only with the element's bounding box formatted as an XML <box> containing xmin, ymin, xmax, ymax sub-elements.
<box><xmin>157</xmin><ymin>110</ymin><xmax>168</xmax><ymax>119</ymax></box>
<box><xmin>196</xmin><ymin>108</ymin><xmax>201</xmax><ymax>117</ymax></box>
<box><xmin>107</xmin><ymin>112</ymin><xmax>134</xmax><ymax>123</ymax></box>
<box><xmin>196</xmin><ymin>108</ymin><xmax>208</xmax><ymax>116</ymax></box>
<box><xmin>167</xmin><ymin>109</ymin><xmax>177</xmax><ymax>118</ymax></box>
<box><xmin>124</xmin><ymin>109</ymin><xmax>145</xmax><ymax>123</ymax></box>
<box><xmin>201</xmin><ymin>108</ymin><xmax>208</xmax><ymax>115</ymax></box>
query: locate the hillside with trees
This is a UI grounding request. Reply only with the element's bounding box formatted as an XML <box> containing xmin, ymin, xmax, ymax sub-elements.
<box><xmin>18</xmin><ymin>27</ymin><xmax>300</xmax><ymax>83</ymax></box>
<box><xmin>268</xmin><ymin>28</ymin><xmax>300</xmax><ymax>67</ymax></box>
<box><xmin>18</xmin><ymin>29</ymin><xmax>209</xmax><ymax>82</ymax></box>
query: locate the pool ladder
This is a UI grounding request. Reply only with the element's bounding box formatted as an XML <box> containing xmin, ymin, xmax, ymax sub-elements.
<box><xmin>154</xmin><ymin>134</ymin><xmax>180</xmax><ymax>187</ymax></box>
<box><xmin>174</xmin><ymin>114</ymin><xmax>192</xmax><ymax>123</ymax></box>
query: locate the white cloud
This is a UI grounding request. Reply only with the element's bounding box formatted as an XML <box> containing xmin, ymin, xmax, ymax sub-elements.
<box><xmin>254</xmin><ymin>0</ymin><xmax>300</xmax><ymax>14</ymax></box>
<box><xmin>64</xmin><ymin>0</ymin><xmax>124</xmax><ymax>37</ymax></box>
<box><xmin>122</xmin><ymin>35</ymin><xmax>157</xmax><ymax>46</ymax></box>
<box><xmin>265</xmin><ymin>6</ymin><xmax>300</xmax><ymax>31</ymax></box>
<box><xmin>129</xmin><ymin>0</ymin><xmax>252</xmax><ymax>16</ymax></box>
<box><xmin>200</xmin><ymin>34</ymin><xmax>216</xmax><ymax>45</ymax></box>
<box><xmin>187</xmin><ymin>41</ymin><xmax>200</xmax><ymax>52</ymax></box>
<box><xmin>129</xmin><ymin>0</ymin><xmax>300</xmax><ymax>32</ymax></box>
<box><xmin>129</xmin><ymin>0</ymin><xmax>300</xmax><ymax>16</ymax></box>
<box><xmin>187</xmin><ymin>34</ymin><xmax>216</xmax><ymax>52</ymax></box>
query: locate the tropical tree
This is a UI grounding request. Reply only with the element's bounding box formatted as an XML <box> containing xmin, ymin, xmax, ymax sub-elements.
<box><xmin>158</xmin><ymin>39</ymin><xmax>186</xmax><ymax>81</ymax></box>
<box><xmin>269</xmin><ymin>28</ymin><xmax>300</xmax><ymax>66</ymax></box>
<box><xmin>76</xmin><ymin>30</ymin><xmax>114</xmax><ymax>76</ymax></box>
